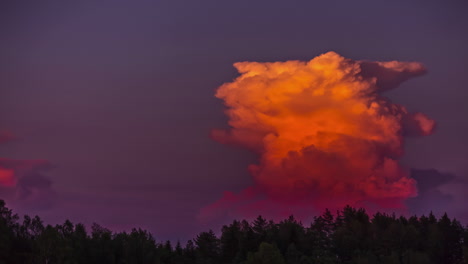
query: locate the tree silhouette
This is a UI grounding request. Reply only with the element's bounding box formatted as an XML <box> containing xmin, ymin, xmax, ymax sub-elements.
<box><xmin>0</xmin><ymin>199</ymin><xmax>466</xmax><ymax>264</ymax></box>
<box><xmin>245</xmin><ymin>242</ymin><xmax>285</xmax><ymax>264</ymax></box>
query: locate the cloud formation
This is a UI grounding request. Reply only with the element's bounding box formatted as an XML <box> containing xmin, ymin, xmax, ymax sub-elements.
<box><xmin>0</xmin><ymin>131</ymin><xmax>56</xmax><ymax>209</ymax></box>
<box><xmin>407</xmin><ymin>169</ymin><xmax>467</xmax><ymax>218</ymax></box>
<box><xmin>202</xmin><ymin>52</ymin><xmax>435</xmax><ymax>220</ymax></box>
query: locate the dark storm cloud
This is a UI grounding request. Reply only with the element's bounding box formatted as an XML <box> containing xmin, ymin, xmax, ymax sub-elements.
<box><xmin>359</xmin><ymin>61</ymin><xmax>428</xmax><ymax>92</ymax></box>
<box><xmin>0</xmin><ymin>160</ymin><xmax>56</xmax><ymax>210</ymax></box>
<box><xmin>15</xmin><ymin>171</ymin><xmax>56</xmax><ymax>210</ymax></box>
<box><xmin>0</xmin><ymin>131</ymin><xmax>56</xmax><ymax>210</ymax></box>
<box><xmin>407</xmin><ymin>169</ymin><xmax>467</xmax><ymax>217</ymax></box>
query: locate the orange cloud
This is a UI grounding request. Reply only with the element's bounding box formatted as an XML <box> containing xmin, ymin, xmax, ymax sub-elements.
<box><xmin>203</xmin><ymin>52</ymin><xmax>435</xmax><ymax>220</ymax></box>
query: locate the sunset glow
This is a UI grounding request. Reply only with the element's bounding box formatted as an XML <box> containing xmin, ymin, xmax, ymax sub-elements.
<box><xmin>203</xmin><ymin>52</ymin><xmax>435</xmax><ymax>219</ymax></box>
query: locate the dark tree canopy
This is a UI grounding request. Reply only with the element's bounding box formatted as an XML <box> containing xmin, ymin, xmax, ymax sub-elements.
<box><xmin>0</xmin><ymin>199</ymin><xmax>467</xmax><ymax>264</ymax></box>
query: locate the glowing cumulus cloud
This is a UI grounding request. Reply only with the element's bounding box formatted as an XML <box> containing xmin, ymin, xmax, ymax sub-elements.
<box><xmin>202</xmin><ymin>52</ymin><xmax>435</xmax><ymax>220</ymax></box>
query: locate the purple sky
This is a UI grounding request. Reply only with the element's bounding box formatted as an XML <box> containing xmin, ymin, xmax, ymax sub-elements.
<box><xmin>1</xmin><ymin>0</ymin><xmax>467</xmax><ymax>241</ymax></box>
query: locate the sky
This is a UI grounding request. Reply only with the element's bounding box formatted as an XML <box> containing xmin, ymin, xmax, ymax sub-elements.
<box><xmin>0</xmin><ymin>0</ymin><xmax>467</xmax><ymax>241</ymax></box>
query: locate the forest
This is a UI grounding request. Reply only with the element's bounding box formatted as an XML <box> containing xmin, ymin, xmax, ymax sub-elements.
<box><xmin>1</xmin><ymin>199</ymin><xmax>467</xmax><ymax>264</ymax></box>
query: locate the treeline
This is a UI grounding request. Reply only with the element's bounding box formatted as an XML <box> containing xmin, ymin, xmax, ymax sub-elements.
<box><xmin>1</xmin><ymin>200</ymin><xmax>467</xmax><ymax>264</ymax></box>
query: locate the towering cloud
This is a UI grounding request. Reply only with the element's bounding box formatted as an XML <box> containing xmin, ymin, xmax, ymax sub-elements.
<box><xmin>203</xmin><ymin>52</ymin><xmax>435</xmax><ymax>220</ymax></box>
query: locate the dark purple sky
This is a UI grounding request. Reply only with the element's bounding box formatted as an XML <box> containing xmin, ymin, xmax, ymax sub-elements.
<box><xmin>1</xmin><ymin>0</ymin><xmax>467</xmax><ymax>241</ymax></box>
